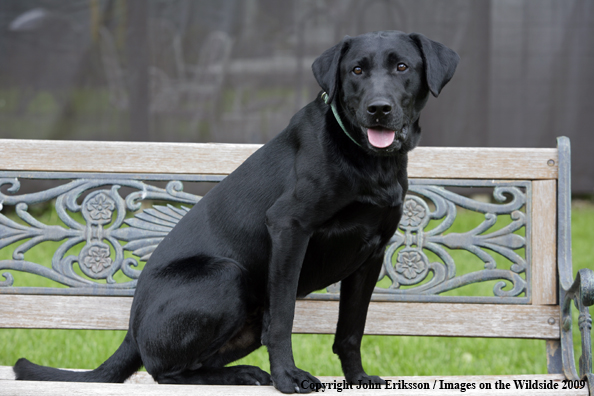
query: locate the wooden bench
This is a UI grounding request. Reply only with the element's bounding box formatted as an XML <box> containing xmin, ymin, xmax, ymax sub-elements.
<box><xmin>0</xmin><ymin>137</ymin><xmax>592</xmax><ymax>395</ymax></box>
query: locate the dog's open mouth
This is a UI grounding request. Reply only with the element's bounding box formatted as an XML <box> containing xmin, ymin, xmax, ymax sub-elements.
<box><xmin>367</xmin><ymin>127</ymin><xmax>395</xmax><ymax>148</ymax></box>
<box><xmin>367</xmin><ymin>125</ymin><xmax>409</xmax><ymax>148</ymax></box>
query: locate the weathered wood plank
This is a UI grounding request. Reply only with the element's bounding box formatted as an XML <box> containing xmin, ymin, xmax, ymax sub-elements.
<box><xmin>531</xmin><ymin>180</ymin><xmax>558</xmax><ymax>305</ymax></box>
<box><xmin>0</xmin><ymin>139</ymin><xmax>261</xmax><ymax>176</ymax></box>
<box><xmin>0</xmin><ymin>372</ymin><xmax>585</xmax><ymax>395</ymax></box>
<box><xmin>0</xmin><ymin>295</ymin><xmax>132</xmax><ymax>330</ymax></box>
<box><xmin>294</xmin><ymin>300</ymin><xmax>560</xmax><ymax>339</ymax></box>
<box><xmin>0</xmin><ymin>139</ymin><xmax>558</xmax><ymax>179</ymax></box>
<box><xmin>0</xmin><ymin>295</ymin><xmax>559</xmax><ymax>339</ymax></box>
<box><xmin>408</xmin><ymin>146</ymin><xmax>558</xmax><ymax>180</ymax></box>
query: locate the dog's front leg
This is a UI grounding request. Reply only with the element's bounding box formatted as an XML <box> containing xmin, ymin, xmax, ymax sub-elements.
<box><xmin>263</xmin><ymin>214</ymin><xmax>321</xmax><ymax>394</ymax></box>
<box><xmin>333</xmin><ymin>253</ymin><xmax>387</xmax><ymax>386</ymax></box>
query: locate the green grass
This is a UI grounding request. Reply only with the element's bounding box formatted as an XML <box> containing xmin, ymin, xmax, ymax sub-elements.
<box><xmin>1</xmin><ymin>202</ymin><xmax>593</xmax><ymax>377</ymax></box>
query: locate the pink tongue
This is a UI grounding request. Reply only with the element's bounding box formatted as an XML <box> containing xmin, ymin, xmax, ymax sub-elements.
<box><xmin>367</xmin><ymin>128</ymin><xmax>395</xmax><ymax>148</ymax></box>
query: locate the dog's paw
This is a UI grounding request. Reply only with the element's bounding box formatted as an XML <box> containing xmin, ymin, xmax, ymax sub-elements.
<box><xmin>347</xmin><ymin>373</ymin><xmax>386</xmax><ymax>386</ymax></box>
<box><xmin>232</xmin><ymin>365</ymin><xmax>272</xmax><ymax>386</ymax></box>
<box><xmin>272</xmin><ymin>367</ymin><xmax>323</xmax><ymax>393</ymax></box>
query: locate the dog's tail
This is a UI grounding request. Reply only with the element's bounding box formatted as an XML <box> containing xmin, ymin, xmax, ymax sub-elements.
<box><xmin>13</xmin><ymin>332</ymin><xmax>142</xmax><ymax>383</ymax></box>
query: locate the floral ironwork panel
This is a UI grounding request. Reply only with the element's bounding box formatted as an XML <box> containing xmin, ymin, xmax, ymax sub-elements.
<box><xmin>371</xmin><ymin>180</ymin><xmax>530</xmax><ymax>303</ymax></box>
<box><xmin>0</xmin><ymin>174</ymin><xmax>204</xmax><ymax>295</ymax></box>
<box><xmin>0</xmin><ymin>175</ymin><xmax>530</xmax><ymax>302</ymax></box>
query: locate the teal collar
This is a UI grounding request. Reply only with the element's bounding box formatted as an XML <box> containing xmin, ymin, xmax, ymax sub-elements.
<box><xmin>321</xmin><ymin>92</ymin><xmax>363</xmax><ymax>148</ymax></box>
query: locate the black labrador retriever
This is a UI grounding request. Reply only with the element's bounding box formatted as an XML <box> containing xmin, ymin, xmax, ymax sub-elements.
<box><xmin>14</xmin><ymin>30</ymin><xmax>458</xmax><ymax>393</ymax></box>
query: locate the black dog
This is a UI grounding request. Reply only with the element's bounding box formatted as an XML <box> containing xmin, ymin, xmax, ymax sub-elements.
<box><xmin>14</xmin><ymin>31</ymin><xmax>458</xmax><ymax>393</ymax></box>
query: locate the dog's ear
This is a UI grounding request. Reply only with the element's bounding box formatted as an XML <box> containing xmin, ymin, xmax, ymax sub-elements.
<box><xmin>312</xmin><ymin>36</ymin><xmax>351</xmax><ymax>103</ymax></box>
<box><xmin>409</xmin><ymin>33</ymin><xmax>459</xmax><ymax>97</ymax></box>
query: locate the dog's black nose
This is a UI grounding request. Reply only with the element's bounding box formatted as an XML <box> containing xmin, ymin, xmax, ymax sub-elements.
<box><xmin>367</xmin><ymin>101</ymin><xmax>392</xmax><ymax>116</ymax></box>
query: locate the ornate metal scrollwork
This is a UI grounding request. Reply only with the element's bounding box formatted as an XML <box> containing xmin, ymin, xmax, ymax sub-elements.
<box><xmin>560</xmin><ymin>268</ymin><xmax>594</xmax><ymax>385</ymax></box>
<box><xmin>0</xmin><ymin>177</ymin><xmax>198</xmax><ymax>292</ymax></box>
<box><xmin>0</xmin><ymin>176</ymin><xmax>530</xmax><ymax>302</ymax></box>
<box><xmin>374</xmin><ymin>182</ymin><xmax>530</xmax><ymax>302</ymax></box>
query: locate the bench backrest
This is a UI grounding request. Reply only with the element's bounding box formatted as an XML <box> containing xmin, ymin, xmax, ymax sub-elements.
<box><xmin>0</xmin><ymin>138</ymin><xmax>570</xmax><ymax>345</ymax></box>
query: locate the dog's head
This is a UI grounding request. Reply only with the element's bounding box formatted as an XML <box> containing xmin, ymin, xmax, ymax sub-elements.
<box><xmin>312</xmin><ymin>31</ymin><xmax>459</xmax><ymax>154</ymax></box>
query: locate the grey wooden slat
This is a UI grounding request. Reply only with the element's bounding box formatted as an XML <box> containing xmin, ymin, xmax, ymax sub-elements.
<box><xmin>0</xmin><ymin>139</ymin><xmax>558</xmax><ymax>179</ymax></box>
<box><xmin>0</xmin><ymin>295</ymin><xmax>560</xmax><ymax>339</ymax></box>
<box><xmin>531</xmin><ymin>180</ymin><xmax>558</xmax><ymax>305</ymax></box>
<box><xmin>0</xmin><ymin>372</ymin><xmax>584</xmax><ymax>395</ymax></box>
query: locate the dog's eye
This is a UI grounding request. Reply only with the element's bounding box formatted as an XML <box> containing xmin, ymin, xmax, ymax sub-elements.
<box><xmin>397</xmin><ymin>63</ymin><xmax>408</xmax><ymax>72</ymax></box>
<box><xmin>352</xmin><ymin>66</ymin><xmax>363</xmax><ymax>75</ymax></box>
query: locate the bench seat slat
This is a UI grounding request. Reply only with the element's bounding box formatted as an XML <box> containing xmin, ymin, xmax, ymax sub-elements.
<box><xmin>0</xmin><ymin>139</ymin><xmax>558</xmax><ymax>179</ymax></box>
<box><xmin>0</xmin><ymin>370</ymin><xmax>584</xmax><ymax>395</ymax></box>
<box><xmin>0</xmin><ymin>295</ymin><xmax>559</xmax><ymax>339</ymax></box>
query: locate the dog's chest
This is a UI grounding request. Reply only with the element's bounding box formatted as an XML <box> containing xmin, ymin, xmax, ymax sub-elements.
<box><xmin>356</xmin><ymin>179</ymin><xmax>403</xmax><ymax>207</ymax></box>
<box><xmin>351</xmin><ymin>158</ymin><xmax>405</xmax><ymax>208</ymax></box>
<box><xmin>297</xmin><ymin>202</ymin><xmax>402</xmax><ymax>295</ymax></box>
